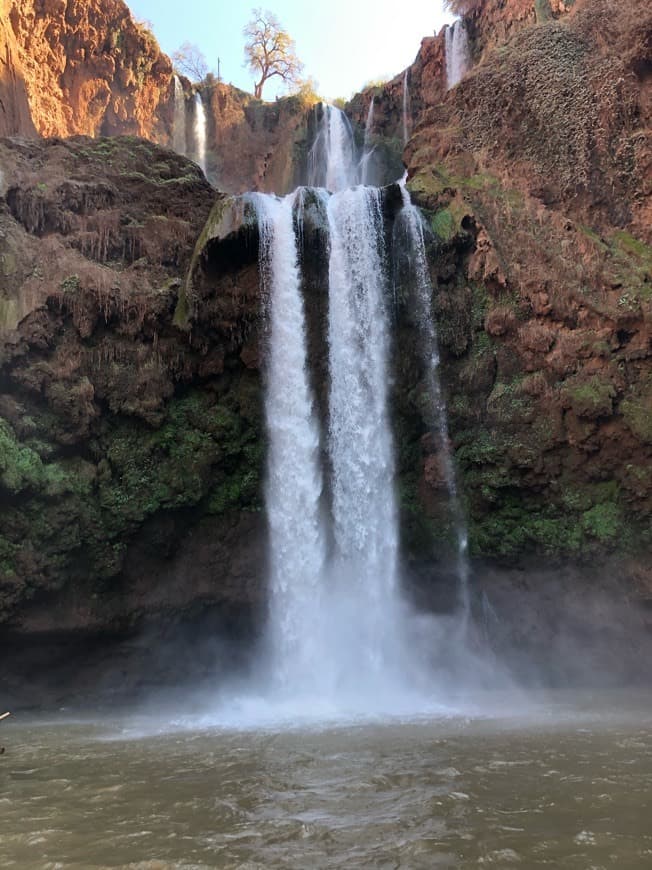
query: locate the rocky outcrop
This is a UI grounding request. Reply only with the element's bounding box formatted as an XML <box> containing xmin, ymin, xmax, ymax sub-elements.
<box><xmin>5</xmin><ymin>0</ymin><xmax>173</xmax><ymax>140</ymax></box>
<box><xmin>397</xmin><ymin>0</ymin><xmax>651</xmax><ymax>572</ymax></box>
<box><xmin>199</xmin><ymin>83</ymin><xmax>311</xmax><ymax>194</ymax></box>
<box><xmin>0</xmin><ymin>137</ymin><xmax>266</xmax><ymax>645</ymax></box>
<box><xmin>0</xmin><ymin>0</ymin><xmax>35</xmax><ymax>137</ymax></box>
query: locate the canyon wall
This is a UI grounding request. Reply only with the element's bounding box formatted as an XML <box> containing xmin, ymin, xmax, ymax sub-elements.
<box><xmin>0</xmin><ymin>0</ymin><xmax>310</xmax><ymax>194</ymax></box>
<box><xmin>0</xmin><ymin>0</ymin><xmax>35</xmax><ymax>136</ymax></box>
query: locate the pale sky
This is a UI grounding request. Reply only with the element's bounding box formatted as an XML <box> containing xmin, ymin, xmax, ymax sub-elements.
<box><xmin>126</xmin><ymin>0</ymin><xmax>455</xmax><ymax>100</ymax></box>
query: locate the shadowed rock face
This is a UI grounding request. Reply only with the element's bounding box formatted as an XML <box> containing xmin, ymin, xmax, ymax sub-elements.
<box><xmin>0</xmin><ymin>138</ymin><xmax>266</xmax><ymax>641</ymax></box>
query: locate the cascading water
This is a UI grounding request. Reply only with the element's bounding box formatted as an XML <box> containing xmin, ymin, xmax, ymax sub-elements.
<box><xmin>308</xmin><ymin>104</ymin><xmax>359</xmax><ymax>191</ymax></box>
<box><xmin>194</xmin><ymin>91</ymin><xmax>207</xmax><ymax>174</ymax></box>
<box><xmin>396</xmin><ymin>178</ymin><xmax>470</xmax><ymax>622</ymax></box>
<box><xmin>402</xmin><ymin>69</ymin><xmax>410</xmax><ymax>144</ymax></box>
<box><xmin>325</xmin><ymin>185</ymin><xmax>408</xmax><ymax>687</ymax></box>
<box><xmin>360</xmin><ymin>97</ymin><xmax>375</xmax><ymax>186</ymax></box>
<box><xmin>220</xmin><ymin>101</ymin><xmax>483</xmax><ymax>720</ymax></box>
<box><xmin>251</xmin><ymin>191</ymin><xmax>326</xmax><ymax>694</ymax></box>
<box><xmin>445</xmin><ymin>20</ymin><xmax>471</xmax><ymax>90</ymax></box>
<box><xmin>248</xmin><ymin>185</ymin><xmax>422</xmax><ymax>706</ymax></box>
<box><xmin>172</xmin><ymin>75</ymin><xmax>186</xmax><ymax>156</ymax></box>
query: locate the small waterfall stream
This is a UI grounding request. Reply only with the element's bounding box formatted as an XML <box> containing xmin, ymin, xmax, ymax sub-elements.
<box><xmin>396</xmin><ymin>179</ymin><xmax>471</xmax><ymax>622</ymax></box>
<box><xmin>172</xmin><ymin>75</ymin><xmax>186</xmax><ymax>156</ymax></box>
<box><xmin>308</xmin><ymin>104</ymin><xmax>359</xmax><ymax>191</ymax></box>
<box><xmin>402</xmin><ymin>69</ymin><xmax>410</xmax><ymax>144</ymax></box>
<box><xmin>360</xmin><ymin>97</ymin><xmax>375</xmax><ymax>185</ymax></box>
<box><xmin>445</xmin><ymin>20</ymin><xmax>471</xmax><ymax>90</ymax></box>
<box><xmin>194</xmin><ymin>92</ymin><xmax>207</xmax><ymax>174</ymax></box>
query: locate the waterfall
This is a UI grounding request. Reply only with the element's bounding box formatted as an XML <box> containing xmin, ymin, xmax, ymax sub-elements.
<box><xmin>402</xmin><ymin>69</ymin><xmax>410</xmax><ymax>145</ymax></box>
<box><xmin>231</xmin><ymin>106</ymin><xmax>478</xmax><ymax>717</ymax></box>
<box><xmin>251</xmin><ymin>191</ymin><xmax>326</xmax><ymax>693</ymax></box>
<box><xmin>445</xmin><ymin>20</ymin><xmax>471</xmax><ymax>90</ymax></box>
<box><xmin>172</xmin><ymin>75</ymin><xmax>186</xmax><ymax>156</ymax></box>
<box><xmin>194</xmin><ymin>92</ymin><xmax>207</xmax><ymax>174</ymax></box>
<box><xmin>360</xmin><ymin>97</ymin><xmax>375</xmax><ymax>186</ymax></box>
<box><xmin>248</xmin><ymin>184</ymin><xmax>430</xmax><ymax>706</ymax></box>
<box><xmin>308</xmin><ymin>104</ymin><xmax>359</xmax><ymax>192</ymax></box>
<box><xmin>326</xmin><ymin>186</ymin><xmax>404</xmax><ymax>682</ymax></box>
<box><xmin>396</xmin><ymin>179</ymin><xmax>470</xmax><ymax>621</ymax></box>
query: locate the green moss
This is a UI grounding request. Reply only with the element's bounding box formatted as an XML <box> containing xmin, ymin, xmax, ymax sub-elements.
<box><xmin>60</xmin><ymin>275</ymin><xmax>81</xmax><ymax>293</ymax></box>
<box><xmin>97</xmin><ymin>389</ymin><xmax>262</xmax><ymax>528</ymax></box>
<box><xmin>581</xmin><ymin>501</ymin><xmax>623</xmax><ymax>544</ymax></box>
<box><xmin>468</xmin><ymin>496</ymin><xmax>585</xmax><ymax>559</ymax></box>
<box><xmin>621</xmin><ymin>383</ymin><xmax>652</xmax><ymax>444</ymax></box>
<box><xmin>562</xmin><ymin>376</ymin><xmax>616</xmax><ymax>419</ymax></box>
<box><xmin>0</xmin><ymin>536</ymin><xmax>18</xmax><ymax>580</ymax></box>
<box><xmin>430</xmin><ymin>208</ymin><xmax>456</xmax><ymax>242</ymax></box>
<box><xmin>612</xmin><ymin>231</ymin><xmax>652</xmax><ymax>266</ymax></box>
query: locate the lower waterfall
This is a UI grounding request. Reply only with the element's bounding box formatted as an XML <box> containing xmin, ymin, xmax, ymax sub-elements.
<box><xmin>251</xmin><ymin>192</ymin><xmax>326</xmax><ymax>695</ymax></box>
<box><xmin>211</xmin><ymin>110</ymin><xmax>496</xmax><ymax>721</ymax></box>
<box><xmin>326</xmin><ymin>186</ymin><xmax>405</xmax><ymax>690</ymax></box>
<box><xmin>250</xmin><ymin>187</ymin><xmax>429</xmax><ymax>709</ymax></box>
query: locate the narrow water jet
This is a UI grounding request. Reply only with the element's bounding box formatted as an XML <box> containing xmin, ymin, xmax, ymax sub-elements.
<box><xmin>360</xmin><ymin>97</ymin><xmax>375</xmax><ymax>185</ymax></box>
<box><xmin>194</xmin><ymin>91</ymin><xmax>207</xmax><ymax>174</ymax></box>
<box><xmin>396</xmin><ymin>179</ymin><xmax>471</xmax><ymax>622</ymax></box>
<box><xmin>172</xmin><ymin>75</ymin><xmax>186</xmax><ymax>156</ymax></box>
<box><xmin>250</xmin><ymin>191</ymin><xmax>326</xmax><ymax>694</ymax></box>
<box><xmin>402</xmin><ymin>69</ymin><xmax>410</xmax><ymax>145</ymax></box>
<box><xmin>445</xmin><ymin>20</ymin><xmax>471</xmax><ymax>90</ymax></box>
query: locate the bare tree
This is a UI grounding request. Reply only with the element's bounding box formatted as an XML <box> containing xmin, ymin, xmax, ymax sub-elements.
<box><xmin>444</xmin><ymin>0</ymin><xmax>484</xmax><ymax>13</ymax></box>
<box><xmin>243</xmin><ymin>8</ymin><xmax>304</xmax><ymax>100</ymax></box>
<box><xmin>172</xmin><ymin>42</ymin><xmax>209</xmax><ymax>82</ymax></box>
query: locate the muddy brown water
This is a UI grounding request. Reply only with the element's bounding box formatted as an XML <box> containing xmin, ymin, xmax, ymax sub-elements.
<box><xmin>2</xmin><ymin>691</ymin><xmax>652</xmax><ymax>869</ymax></box>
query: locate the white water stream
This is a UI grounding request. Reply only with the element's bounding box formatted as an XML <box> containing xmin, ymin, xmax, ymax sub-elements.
<box><xmin>397</xmin><ymin>178</ymin><xmax>471</xmax><ymax>621</ymax></box>
<box><xmin>360</xmin><ymin>97</ymin><xmax>375</xmax><ymax>185</ymax></box>
<box><xmin>251</xmin><ymin>192</ymin><xmax>326</xmax><ymax>694</ymax></box>
<box><xmin>194</xmin><ymin>91</ymin><xmax>207</xmax><ymax>174</ymax></box>
<box><xmin>445</xmin><ymin>20</ymin><xmax>472</xmax><ymax>90</ymax></box>
<box><xmin>172</xmin><ymin>75</ymin><xmax>186</xmax><ymax>156</ymax></box>
<box><xmin>308</xmin><ymin>104</ymin><xmax>359</xmax><ymax>191</ymax></box>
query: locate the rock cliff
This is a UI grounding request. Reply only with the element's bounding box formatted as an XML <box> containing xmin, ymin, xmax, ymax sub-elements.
<box><xmin>0</xmin><ymin>0</ymin><xmax>35</xmax><ymax>137</ymax></box>
<box><xmin>0</xmin><ymin>0</ymin><xmax>310</xmax><ymax>194</ymax></box>
<box><xmin>400</xmin><ymin>0</ymin><xmax>651</xmax><ymax>568</ymax></box>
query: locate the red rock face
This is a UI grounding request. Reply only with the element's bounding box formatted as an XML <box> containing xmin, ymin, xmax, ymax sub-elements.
<box><xmin>1</xmin><ymin>0</ymin><xmax>311</xmax><ymax>193</ymax></box>
<box><xmin>5</xmin><ymin>0</ymin><xmax>173</xmax><ymax>140</ymax></box>
<box><xmin>0</xmin><ymin>0</ymin><xmax>36</xmax><ymax>136</ymax></box>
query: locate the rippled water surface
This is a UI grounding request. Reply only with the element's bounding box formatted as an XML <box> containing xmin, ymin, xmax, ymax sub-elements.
<box><xmin>2</xmin><ymin>692</ymin><xmax>652</xmax><ymax>869</ymax></box>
